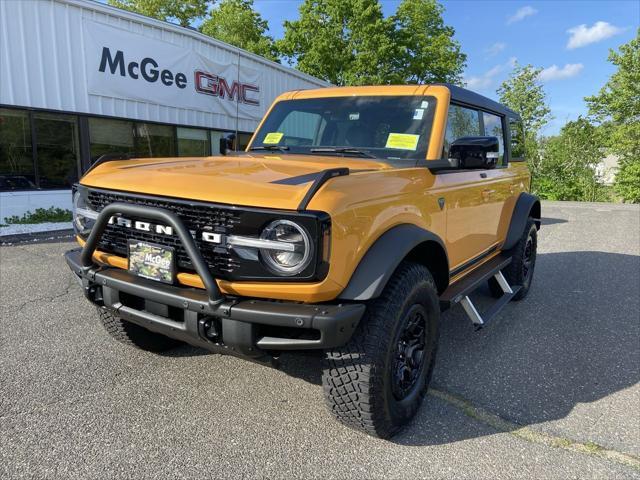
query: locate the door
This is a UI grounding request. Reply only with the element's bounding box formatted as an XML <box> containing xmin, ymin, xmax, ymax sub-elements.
<box><xmin>439</xmin><ymin>104</ymin><xmax>500</xmax><ymax>271</ymax></box>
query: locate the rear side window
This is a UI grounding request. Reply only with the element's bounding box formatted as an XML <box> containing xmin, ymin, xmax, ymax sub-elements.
<box><xmin>482</xmin><ymin>112</ymin><xmax>505</xmax><ymax>166</ymax></box>
<box><xmin>509</xmin><ymin>118</ymin><xmax>525</xmax><ymax>160</ymax></box>
<box><xmin>443</xmin><ymin>104</ymin><xmax>481</xmax><ymax>158</ymax></box>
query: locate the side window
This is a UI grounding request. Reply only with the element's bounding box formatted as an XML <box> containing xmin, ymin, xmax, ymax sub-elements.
<box><xmin>509</xmin><ymin>118</ymin><xmax>526</xmax><ymax>160</ymax></box>
<box><xmin>443</xmin><ymin>104</ymin><xmax>481</xmax><ymax>159</ymax></box>
<box><xmin>482</xmin><ymin>112</ymin><xmax>505</xmax><ymax>166</ymax></box>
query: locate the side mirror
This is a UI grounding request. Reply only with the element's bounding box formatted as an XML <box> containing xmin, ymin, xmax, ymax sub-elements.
<box><xmin>449</xmin><ymin>136</ymin><xmax>499</xmax><ymax>169</ymax></box>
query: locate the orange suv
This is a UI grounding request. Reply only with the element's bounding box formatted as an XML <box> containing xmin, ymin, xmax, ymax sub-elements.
<box><xmin>66</xmin><ymin>84</ymin><xmax>540</xmax><ymax>438</ymax></box>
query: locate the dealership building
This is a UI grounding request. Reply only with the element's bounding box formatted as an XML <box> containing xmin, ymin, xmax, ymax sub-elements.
<box><xmin>0</xmin><ymin>0</ymin><xmax>327</xmax><ymax>220</ymax></box>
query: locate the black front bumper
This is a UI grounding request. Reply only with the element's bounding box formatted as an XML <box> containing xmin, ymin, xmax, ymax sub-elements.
<box><xmin>65</xmin><ymin>249</ymin><xmax>365</xmax><ymax>357</ymax></box>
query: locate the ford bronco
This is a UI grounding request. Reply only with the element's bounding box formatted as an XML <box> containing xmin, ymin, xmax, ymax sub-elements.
<box><xmin>65</xmin><ymin>84</ymin><xmax>540</xmax><ymax>438</ymax></box>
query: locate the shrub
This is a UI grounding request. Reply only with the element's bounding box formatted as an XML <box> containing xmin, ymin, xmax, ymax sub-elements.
<box><xmin>4</xmin><ymin>207</ymin><xmax>73</xmax><ymax>224</ymax></box>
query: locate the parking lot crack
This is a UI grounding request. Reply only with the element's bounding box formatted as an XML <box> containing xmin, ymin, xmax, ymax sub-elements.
<box><xmin>3</xmin><ymin>276</ymin><xmax>76</xmax><ymax>313</ymax></box>
<box><xmin>429</xmin><ymin>388</ymin><xmax>640</xmax><ymax>472</ymax></box>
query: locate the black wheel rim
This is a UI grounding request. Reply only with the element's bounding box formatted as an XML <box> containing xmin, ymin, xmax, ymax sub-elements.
<box><xmin>522</xmin><ymin>232</ymin><xmax>534</xmax><ymax>280</ymax></box>
<box><xmin>392</xmin><ymin>305</ymin><xmax>427</xmax><ymax>400</ymax></box>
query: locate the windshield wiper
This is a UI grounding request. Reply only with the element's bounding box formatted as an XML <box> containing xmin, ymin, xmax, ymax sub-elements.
<box><xmin>249</xmin><ymin>145</ymin><xmax>290</xmax><ymax>152</ymax></box>
<box><xmin>310</xmin><ymin>147</ymin><xmax>377</xmax><ymax>159</ymax></box>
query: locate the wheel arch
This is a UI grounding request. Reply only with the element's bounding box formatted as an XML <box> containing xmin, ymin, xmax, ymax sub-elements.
<box><xmin>338</xmin><ymin>224</ymin><xmax>449</xmax><ymax>301</ymax></box>
<box><xmin>503</xmin><ymin>193</ymin><xmax>541</xmax><ymax>251</ymax></box>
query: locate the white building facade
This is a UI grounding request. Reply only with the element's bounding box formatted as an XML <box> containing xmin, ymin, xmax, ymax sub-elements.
<box><xmin>0</xmin><ymin>0</ymin><xmax>328</xmax><ymax>220</ymax></box>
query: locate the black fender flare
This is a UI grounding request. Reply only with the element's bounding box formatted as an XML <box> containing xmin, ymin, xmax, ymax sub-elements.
<box><xmin>338</xmin><ymin>224</ymin><xmax>449</xmax><ymax>301</ymax></box>
<box><xmin>503</xmin><ymin>192</ymin><xmax>541</xmax><ymax>251</ymax></box>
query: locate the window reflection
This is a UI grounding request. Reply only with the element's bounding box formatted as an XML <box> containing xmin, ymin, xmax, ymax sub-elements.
<box><xmin>482</xmin><ymin>112</ymin><xmax>505</xmax><ymax>166</ymax></box>
<box><xmin>0</xmin><ymin>108</ymin><xmax>35</xmax><ymax>191</ymax></box>
<box><xmin>443</xmin><ymin>105</ymin><xmax>481</xmax><ymax>158</ymax></box>
<box><xmin>135</xmin><ymin>123</ymin><xmax>175</xmax><ymax>157</ymax></box>
<box><xmin>34</xmin><ymin>112</ymin><xmax>80</xmax><ymax>189</ymax></box>
<box><xmin>177</xmin><ymin>127</ymin><xmax>209</xmax><ymax>156</ymax></box>
<box><xmin>89</xmin><ymin>117</ymin><xmax>135</xmax><ymax>161</ymax></box>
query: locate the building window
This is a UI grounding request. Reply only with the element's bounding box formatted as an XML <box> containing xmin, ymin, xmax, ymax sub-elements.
<box><xmin>34</xmin><ymin>112</ymin><xmax>80</xmax><ymax>189</ymax></box>
<box><xmin>177</xmin><ymin>127</ymin><xmax>209</xmax><ymax>156</ymax></box>
<box><xmin>89</xmin><ymin>117</ymin><xmax>135</xmax><ymax>161</ymax></box>
<box><xmin>237</xmin><ymin>133</ymin><xmax>252</xmax><ymax>151</ymax></box>
<box><xmin>0</xmin><ymin>108</ymin><xmax>35</xmax><ymax>191</ymax></box>
<box><xmin>135</xmin><ymin>123</ymin><xmax>175</xmax><ymax>157</ymax></box>
<box><xmin>482</xmin><ymin>111</ymin><xmax>505</xmax><ymax>166</ymax></box>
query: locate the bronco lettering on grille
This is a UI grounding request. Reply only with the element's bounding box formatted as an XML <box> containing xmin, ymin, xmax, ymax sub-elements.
<box><xmin>108</xmin><ymin>216</ymin><xmax>222</xmax><ymax>244</ymax></box>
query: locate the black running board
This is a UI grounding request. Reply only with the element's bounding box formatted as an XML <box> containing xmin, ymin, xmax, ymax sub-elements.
<box><xmin>440</xmin><ymin>253</ymin><xmax>522</xmax><ymax>330</ymax></box>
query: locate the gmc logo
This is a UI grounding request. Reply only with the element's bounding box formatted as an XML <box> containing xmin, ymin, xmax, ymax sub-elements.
<box><xmin>194</xmin><ymin>71</ymin><xmax>259</xmax><ymax>106</ymax></box>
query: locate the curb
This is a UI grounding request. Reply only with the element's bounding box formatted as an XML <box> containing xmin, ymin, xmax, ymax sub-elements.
<box><xmin>0</xmin><ymin>229</ymin><xmax>75</xmax><ymax>245</ymax></box>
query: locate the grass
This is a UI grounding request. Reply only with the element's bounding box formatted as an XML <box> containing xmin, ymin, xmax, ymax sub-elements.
<box><xmin>3</xmin><ymin>207</ymin><xmax>73</xmax><ymax>225</ymax></box>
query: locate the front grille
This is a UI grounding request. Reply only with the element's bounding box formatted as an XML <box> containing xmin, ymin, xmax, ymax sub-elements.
<box><xmin>87</xmin><ymin>189</ymin><xmax>242</xmax><ymax>276</ymax></box>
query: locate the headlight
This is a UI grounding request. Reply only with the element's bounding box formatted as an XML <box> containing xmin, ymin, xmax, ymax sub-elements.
<box><xmin>259</xmin><ymin>219</ymin><xmax>313</xmax><ymax>276</ymax></box>
<box><xmin>72</xmin><ymin>187</ymin><xmax>98</xmax><ymax>236</ymax></box>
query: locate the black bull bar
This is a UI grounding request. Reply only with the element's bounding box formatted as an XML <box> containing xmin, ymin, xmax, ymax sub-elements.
<box><xmin>66</xmin><ymin>202</ymin><xmax>365</xmax><ymax>356</ymax></box>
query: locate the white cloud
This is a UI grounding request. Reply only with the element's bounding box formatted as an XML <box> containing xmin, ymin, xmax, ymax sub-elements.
<box><xmin>464</xmin><ymin>57</ymin><xmax>518</xmax><ymax>90</ymax></box>
<box><xmin>567</xmin><ymin>21</ymin><xmax>624</xmax><ymax>49</ymax></box>
<box><xmin>485</xmin><ymin>42</ymin><xmax>507</xmax><ymax>57</ymax></box>
<box><xmin>507</xmin><ymin>6</ymin><xmax>537</xmax><ymax>25</ymax></box>
<box><xmin>538</xmin><ymin>63</ymin><xmax>584</xmax><ymax>82</ymax></box>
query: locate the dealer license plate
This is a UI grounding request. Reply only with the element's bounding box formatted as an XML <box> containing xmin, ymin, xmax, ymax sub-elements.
<box><xmin>128</xmin><ymin>240</ymin><xmax>175</xmax><ymax>284</ymax></box>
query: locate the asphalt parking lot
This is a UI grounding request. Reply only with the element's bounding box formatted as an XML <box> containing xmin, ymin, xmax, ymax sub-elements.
<box><xmin>1</xmin><ymin>201</ymin><xmax>639</xmax><ymax>479</ymax></box>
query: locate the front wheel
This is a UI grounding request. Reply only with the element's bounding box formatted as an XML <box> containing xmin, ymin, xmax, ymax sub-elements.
<box><xmin>97</xmin><ymin>308</ymin><xmax>182</xmax><ymax>352</ymax></box>
<box><xmin>322</xmin><ymin>262</ymin><xmax>440</xmax><ymax>438</ymax></box>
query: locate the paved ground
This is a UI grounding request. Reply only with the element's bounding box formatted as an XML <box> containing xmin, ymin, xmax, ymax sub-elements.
<box><xmin>1</xmin><ymin>201</ymin><xmax>639</xmax><ymax>479</ymax></box>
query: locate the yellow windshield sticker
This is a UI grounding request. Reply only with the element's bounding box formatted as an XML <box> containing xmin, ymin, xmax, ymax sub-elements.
<box><xmin>385</xmin><ymin>133</ymin><xmax>420</xmax><ymax>150</ymax></box>
<box><xmin>263</xmin><ymin>132</ymin><xmax>284</xmax><ymax>144</ymax></box>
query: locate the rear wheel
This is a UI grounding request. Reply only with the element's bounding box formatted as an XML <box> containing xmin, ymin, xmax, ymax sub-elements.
<box><xmin>322</xmin><ymin>262</ymin><xmax>440</xmax><ymax>438</ymax></box>
<box><xmin>489</xmin><ymin>218</ymin><xmax>537</xmax><ymax>300</ymax></box>
<box><xmin>97</xmin><ymin>308</ymin><xmax>181</xmax><ymax>352</ymax></box>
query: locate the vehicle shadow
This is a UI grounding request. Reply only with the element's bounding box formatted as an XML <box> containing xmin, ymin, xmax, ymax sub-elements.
<box><xmin>277</xmin><ymin>251</ymin><xmax>639</xmax><ymax>446</ymax></box>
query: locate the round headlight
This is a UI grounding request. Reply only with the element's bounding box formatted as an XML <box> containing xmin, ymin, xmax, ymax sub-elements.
<box><xmin>72</xmin><ymin>190</ymin><xmax>98</xmax><ymax>235</ymax></box>
<box><xmin>260</xmin><ymin>220</ymin><xmax>313</xmax><ymax>276</ymax></box>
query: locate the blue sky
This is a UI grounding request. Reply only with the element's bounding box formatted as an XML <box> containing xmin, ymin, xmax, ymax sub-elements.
<box><xmin>251</xmin><ymin>0</ymin><xmax>639</xmax><ymax>135</ymax></box>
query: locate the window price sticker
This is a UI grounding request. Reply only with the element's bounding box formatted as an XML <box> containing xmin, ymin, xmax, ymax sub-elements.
<box><xmin>263</xmin><ymin>132</ymin><xmax>284</xmax><ymax>144</ymax></box>
<box><xmin>385</xmin><ymin>133</ymin><xmax>420</xmax><ymax>150</ymax></box>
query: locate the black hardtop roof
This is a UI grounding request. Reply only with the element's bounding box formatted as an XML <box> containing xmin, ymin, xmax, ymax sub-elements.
<box><xmin>435</xmin><ymin>83</ymin><xmax>521</xmax><ymax>120</ymax></box>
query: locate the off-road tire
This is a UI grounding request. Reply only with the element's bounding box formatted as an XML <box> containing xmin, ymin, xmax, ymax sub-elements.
<box><xmin>97</xmin><ymin>308</ymin><xmax>181</xmax><ymax>352</ymax></box>
<box><xmin>489</xmin><ymin>218</ymin><xmax>537</xmax><ymax>300</ymax></box>
<box><xmin>322</xmin><ymin>262</ymin><xmax>440</xmax><ymax>439</ymax></box>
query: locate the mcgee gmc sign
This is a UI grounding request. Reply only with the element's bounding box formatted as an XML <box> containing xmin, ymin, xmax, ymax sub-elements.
<box><xmin>98</xmin><ymin>46</ymin><xmax>260</xmax><ymax>106</ymax></box>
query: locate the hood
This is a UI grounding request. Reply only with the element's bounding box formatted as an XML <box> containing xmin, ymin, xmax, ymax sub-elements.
<box><xmin>80</xmin><ymin>153</ymin><xmax>392</xmax><ymax>210</ymax></box>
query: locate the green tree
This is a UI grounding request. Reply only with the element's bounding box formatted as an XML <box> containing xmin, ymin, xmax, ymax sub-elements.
<box><xmin>277</xmin><ymin>0</ymin><xmax>396</xmax><ymax>85</ymax></box>
<box><xmin>497</xmin><ymin>63</ymin><xmax>552</xmax><ymax>186</ymax></box>
<box><xmin>390</xmin><ymin>0</ymin><xmax>466</xmax><ymax>84</ymax></box>
<box><xmin>108</xmin><ymin>0</ymin><xmax>210</xmax><ymax>27</ymax></box>
<box><xmin>497</xmin><ymin>63</ymin><xmax>552</xmax><ymax>137</ymax></box>
<box><xmin>200</xmin><ymin>0</ymin><xmax>279</xmax><ymax>62</ymax></box>
<box><xmin>586</xmin><ymin>30</ymin><xmax>639</xmax><ymax>202</ymax></box>
<box><xmin>536</xmin><ymin>118</ymin><xmax>608</xmax><ymax>202</ymax></box>
<box><xmin>612</xmin><ymin>161</ymin><xmax>640</xmax><ymax>203</ymax></box>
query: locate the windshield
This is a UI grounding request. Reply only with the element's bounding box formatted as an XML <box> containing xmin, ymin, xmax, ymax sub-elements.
<box><xmin>249</xmin><ymin>96</ymin><xmax>435</xmax><ymax>163</ymax></box>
